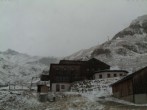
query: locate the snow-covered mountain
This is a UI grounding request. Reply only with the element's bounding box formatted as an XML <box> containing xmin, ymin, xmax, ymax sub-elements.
<box><xmin>0</xmin><ymin>49</ymin><xmax>58</xmax><ymax>84</ymax></box>
<box><xmin>65</xmin><ymin>15</ymin><xmax>147</xmax><ymax>72</ymax></box>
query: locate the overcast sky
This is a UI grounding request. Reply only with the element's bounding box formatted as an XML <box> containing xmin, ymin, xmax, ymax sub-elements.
<box><xmin>0</xmin><ymin>0</ymin><xmax>147</xmax><ymax>57</ymax></box>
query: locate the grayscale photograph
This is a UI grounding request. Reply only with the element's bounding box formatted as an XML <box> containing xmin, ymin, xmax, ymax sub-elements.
<box><xmin>0</xmin><ymin>0</ymin><xmax>147</xmax><ymax>110</ymax></box>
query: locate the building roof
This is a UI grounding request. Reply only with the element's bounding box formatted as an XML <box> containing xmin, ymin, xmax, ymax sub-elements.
<box><xmin>111</xmin><ymin>66</ymin><xmax>147</xmax><ymax>86</ymax></box>
<box><xmin>50</xmin><ymin>63</ymin><xmax>83</xmax><ymax>66</ymax></box>
<box><xmin>94</xmin><ymin>70</ymin><xmax>128</xmax><ymax>74</ymax></box>
<box><xmin>87</xmin><ymin>58</ymin><xmax>110</xmax><ymax>67</ymax></box>
<box><xmin>49</xmin><ymin>58</ymin><xmax>110</xmax><ymax>79</ymax></box>
<box><xmin>59</xmin><ymin>60</ymin><xmax>86</xmax><ymax>64</ymax></box>
<box><xmin>59</xmin><ymin>58</ymin><xmax>110</xmax><ymax>67</ymax></box>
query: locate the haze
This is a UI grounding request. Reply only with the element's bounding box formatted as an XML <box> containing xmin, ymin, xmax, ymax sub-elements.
<box><xmin>0</xmin><ymin>0</ymin><xmax>147</xmax><ymax>57</ymax></box>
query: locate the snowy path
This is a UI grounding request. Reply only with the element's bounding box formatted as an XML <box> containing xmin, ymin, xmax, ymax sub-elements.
<box><xmin>0</xmin><ymin>90</ymin><xmax>147</xmax><ymax>110</ymax></box>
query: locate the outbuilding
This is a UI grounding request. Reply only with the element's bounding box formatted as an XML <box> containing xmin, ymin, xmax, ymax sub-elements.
<box><xmin>111</xmin><ymin>66</ymin><xmax>147</xmax><ymax>104</ymax></box>
<box><xmin>37</xmin><ymin>81</ymin><xmax>50</xmax><ymax>93</ymax></box>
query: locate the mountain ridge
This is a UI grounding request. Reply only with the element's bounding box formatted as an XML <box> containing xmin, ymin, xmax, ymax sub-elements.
<box><xmin>0</xmin><ymin>49</ymin><xmax>59</xmax><ymax>84</ymax></box>
<box><xmin>65</xmin><ymin>15</ymin><xmax>147</xmax><ymax>72</ymax></box>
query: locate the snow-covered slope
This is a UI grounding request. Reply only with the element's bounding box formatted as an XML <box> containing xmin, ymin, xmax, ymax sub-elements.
<box><xmin>65</xmin><ymin>15</ymin><xmax>147</xmax><ymax>72</ymax></box>
<box><xmin>0</xmin><ymin>49</ymin><xmax>58</xmax><ymax>84</ymax></box>
<box><xmin>70</xmin><ymin>78</ymin><xmax>120</xmax><ymax>97</ymax></box>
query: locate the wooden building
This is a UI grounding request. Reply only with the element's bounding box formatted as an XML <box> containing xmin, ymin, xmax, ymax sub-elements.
<box><xmin>111</xmin><ymin>66</ymin><xmax>147</xmax><ymax>104</ymax></box>
<box><xmin>37</xmin><ymin>85</ymin><xmax>49</xmax><ymax>93</ymax></box>
<box><xmin>49</xmin><ymin>58</ymin><xmax>110</xmax><ymax>92</ymax></box>
<box><xmin>37</xmin><ymin>80</ymin><xmax>50</xmax><ymax>93</ymax></box>
<box><xmin>40</xmin><ymin>74</ymin><xmax>50</xmax><ymax>81</ymax></box>
<box><xmin>37</xmin><ymin>74</ymin><xmax>50</xmax><ymax>93</ymax></box>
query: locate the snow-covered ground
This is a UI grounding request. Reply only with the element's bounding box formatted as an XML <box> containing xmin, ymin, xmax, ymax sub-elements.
<box><xmin>1</xmin><ymin>74</ymin><xmax>146</xmax><ymax>110</ymax></box>
<box><xmin>0</xmin><ymin>86</ymin><xmax>147</xmax><ymax>110</ymax></box>
<box><xmin>0</xmin><ymin>90</ymin><xmax>42</xmax><ymax>110</ymax></box>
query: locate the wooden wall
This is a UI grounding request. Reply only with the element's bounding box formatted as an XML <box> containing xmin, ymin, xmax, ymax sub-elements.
<box><xmin>49</xmin><ymin>64</ymin><xmax>82</xmax><ymax>83</ymax></box>
<box><xmin>133</xmin><ymin>68</ymin><xmax>147</xmax><ymax>94</ymax></box>
<box><xmin>37</xmin><ymin>85</ymin><xmax>49</xmax><ymax>93</ymax></box>
<box><xmin>112</xmin><ymin>79</ymin><xmax>133</xmax><ymax>98</ymax></box>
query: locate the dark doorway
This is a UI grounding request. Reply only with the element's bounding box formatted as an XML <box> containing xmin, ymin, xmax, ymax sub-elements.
<box><xmin>107</xmin><ymin>74</ymin><xmax>110</xmax><ymax>78</ymax></box>
<box><xmin>56</xmin><ymin>84</ymin><xmax>60</xmax><ymax>92</ymax></box>
<box><xmin>37</xmin><ymin>86</ymin><xmax>41</xmax><ymax>92</ymax></box>
<box><xmin>99</xmin><ymin>74</ymin><xmax>102</xmax><ymax>79</ymax></box>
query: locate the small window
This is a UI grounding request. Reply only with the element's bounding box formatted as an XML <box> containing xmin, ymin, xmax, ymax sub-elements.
<box><xmin>114</xmin><ymin>74</ymin><xmax>117</xmax><ymax>77</ymax></box>
<box><xmin>120</xmin><ymin>74</ymin><xmax>122</xmax><ymax>76</ymax></box>
<box><xmin>61</xmin><ymin>85</ymin><xmax>65</xmax><ymax>89</ymax></box>
<box><xmin>107</xmin><ymin>74</ymin><xmax>110</xmax><ymax>78</ymax></box>
<box><xmin>99</xmin><ymin>74</ymin><xmax>102</xmax><ymax>79</ymax></box>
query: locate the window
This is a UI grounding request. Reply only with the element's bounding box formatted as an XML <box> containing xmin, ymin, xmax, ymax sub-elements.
<box><xmin>114</xmin><ymin>74</ymin><xmax>117</xmax><ymax>77</ymax></box>
<box><xmin>99</xmin><ymin>74</ymin><xmax>102</xmax><ymax>79</ymax></box>
<box><xmin>61</xmin><ymin>85</ymin><xmax>65</xmax><ymax>89</ymax></box>
<box><xmin>107</xmin><ymin>74</ymin><xmax>110</xmax><ymax>78</ymax></box>
<box><xmin>120</xmin><ymin>74</ymin><xmax>122</xmax><ymax>76</ymax></box>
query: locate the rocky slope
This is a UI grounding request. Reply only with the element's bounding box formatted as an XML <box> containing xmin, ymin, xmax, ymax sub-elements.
<box><xmin>0</xmin><ymin>49</ymin><xmax>58</xmax><ymax>84</ymax></box>
<box><xmin>65</xmin><ymin>15</ymin><xmax>147</xmax><ymax>72</ymax></box>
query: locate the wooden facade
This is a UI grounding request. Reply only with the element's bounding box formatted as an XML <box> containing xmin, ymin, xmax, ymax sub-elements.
<box><xmin>49</xmin><ymin>58</ymin><xmax>110</xmax><ymax>91</ymax></box>
<box><xmin>111</xmin><ymin>66</ymin><xmax>147</xmax><ymax>104</ymax></box>
<box><xmin>37</xmin><ymin>74</ymin><xmax>50</xmax><ymax>93</ymax></box>
<box><xmin>49</xmin><ymin>64</ymin><xmax>82</xmax><ymax>83</ymax></box>
<box><xmin>37</xmin><ymin>85</ymin><xmax>49</xmax><ymax>93</ymax></box>
<box><xmin>133</xmin><ymin>68</ymin><xmax>147</xmax><ymax>95</ymax></box>
<box><xmin>40</xmin><ymin>75</ymin><xmax>50</xmax><ymax>81</ymax></box>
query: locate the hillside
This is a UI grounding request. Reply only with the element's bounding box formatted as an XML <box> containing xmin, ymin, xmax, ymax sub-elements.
<box><xmin>65</xmin><ymin>15</ymin><xmax>147</xmax><ymax>72</ymax></box>
<box><xmin>0</xmin><ymin>49</ymin><xmax>58</xmax><ymax>84</ymax></box>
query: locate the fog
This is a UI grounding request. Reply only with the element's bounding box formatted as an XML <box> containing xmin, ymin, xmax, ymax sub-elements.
<box><xmin>0</xmin><ymin>0</ymin><xmax>147</xmax><ymax>57</ymax></box>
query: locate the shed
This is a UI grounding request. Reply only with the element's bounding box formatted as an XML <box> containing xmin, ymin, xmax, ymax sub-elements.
<box><xmin>111</xmin><ymin>66</ymin><xmax>147</xmax><ymax>104</ymax></box>
<box><xmin>37</xmin><ymin>85</ymin><xmax>49</xmax><ymax>93</ymax></box>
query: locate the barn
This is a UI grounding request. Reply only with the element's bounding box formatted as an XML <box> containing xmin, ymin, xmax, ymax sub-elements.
<box><xmin>111</xmin><ymin>66</ymin><xmax>147</xmax><ymax>104</ymax></box>
<box><xmin>49</xmin><ymin>58</ymin><xmax>110</xmax><ymax>92</ymax></box>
